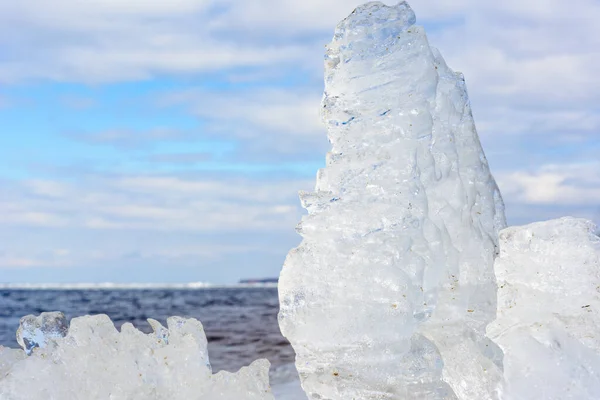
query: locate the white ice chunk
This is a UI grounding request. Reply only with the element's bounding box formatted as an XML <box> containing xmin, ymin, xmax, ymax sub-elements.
<box><xmin>0</xmin><ymin>314</ymin><xmax>274</xmax><ymax>400</ymax></box>
<box><xmin>487</xmin><ymin>217</ymin><xmax>600</xmax><ymax>399</ymax></box>
<box><xmin>278</xmin><ymin>1</ymin><xmax>506</xmax><ymax>399</ymax></box>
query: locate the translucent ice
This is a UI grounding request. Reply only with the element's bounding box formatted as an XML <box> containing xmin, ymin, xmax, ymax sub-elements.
<box><xmin>0</xmin><ymin>314</ymin><xmax>274</xmax><ymax>400</ymax></box>
<box><xmin>487</xmin><ymin>217</ymin><xmax>600</xmax><ymax>399</ymax></box>
<box><xmin>16</xmin><ymin>311</ymin><xmax>68</xmax><ymax>355</ymax></box>
<box><xmin>278</xmin><ymin>2</ymin><xmax>506</xmax><ymax>399</ymax></box>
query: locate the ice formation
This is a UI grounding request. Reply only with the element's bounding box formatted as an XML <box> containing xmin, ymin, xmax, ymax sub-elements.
<box><xmin>0</xmin><ymin>313</ymin><xmax>274</xmax><ymax>400</ymax></box>
<box><xmin>487</xmin><ymin>217</ymin><xmax>600</xmax><ymax>399</ymax></box>
<box><xmin>16</xmin><ymin>312</ymin><xmax>69</xmax><ymax>355</ymax></box>
<box><xmin>278</xmin><ymin>2</ymin><xmax>506</xmax><ymax>399</ymax></box>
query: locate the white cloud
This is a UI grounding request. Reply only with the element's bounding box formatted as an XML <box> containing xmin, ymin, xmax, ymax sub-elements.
<box><xmin>156</xmin><ymin>87</ymin><xmax>328</xmax><ymax>159</ymax></box>
<box><xmin>0</xmin><ymin>249</ymin><xmax>74</xmax><ymax>269</ymax></box>
<box><xmin>25</xmin><ymin>180</ymin><xmax>70</xmax><ymax>197</ymax></box>
<box><xmin>0</xmin><ymin>256</ymin><xmax>51</xmax><ymax>269</ymax></box>
<box><xmin>65</xmin><ymin>128</ymin><xmax>186</xmax><ymax>148</ymax></box>
<box><xmin>1</xmin><ymin>174</ymin><xmax>312</xmax><ymax>232</ymax></box>
<box><xmin>0</xmin><ymin>0</ymin><xmax>319</xmax><ymax>83</ymax></box>
<box><xmin>423</xmin><ymin>0</ymin><xmax>600</xmax><ymax>126</ymax></box>
<box><xmin>59</xmin><ymin>95</ymin><xmax>96</xmax><ymax>110</ymax></box>
<box><xmin>207</xmin><ymin>0</ymin><xmax>365</xmax><ymax>33</ymax></box>
<box><xmin>496</xmin><ymin>162</ymin><xmax>600</xmax><ymax>224</ymax></box>
<box><xmin>146</xmin><ymin>152</ymin><xmax>212</xmax><ymax>164</ymax></box>
<box><xmin>2</xmin><ymin>0</ymin><xmax>599</xmax><ymax>90</ymax></box>
<box><xmin>161</xmin><ymin>88</ymin><xmax>323</xmax><ymax>137</ymax></box>
<box><xmin>0</xmin><ymin>172</ymin><xmax>312</xmax><ymax>278</ymax></box>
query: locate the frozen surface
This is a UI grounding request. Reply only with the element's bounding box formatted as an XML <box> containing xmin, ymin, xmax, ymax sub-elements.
<box><xmin>487</xmin><ymin>217</ymin><xmax>600</xmax><ymax>399</ymax></box>
<box><xmin>278</xmin><ymin>1</ymin><xmax>506</xmax><ymax>399</ymax></box>
<box><xmin>0</xmin><ymin>313</ymin><xmax>274</xmax><ymax>400</ymax></box>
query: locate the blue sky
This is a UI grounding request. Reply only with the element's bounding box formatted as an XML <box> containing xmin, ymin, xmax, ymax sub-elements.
<box><xmin>1</xmin><ymin>0</ymin><xmax>599</xmax><ymax>283</ymax></box>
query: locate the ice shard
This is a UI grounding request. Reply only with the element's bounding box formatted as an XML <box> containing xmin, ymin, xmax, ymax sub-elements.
<box><xmin>16</xmin><ymin>312</ymin><xmax>69</xmax><ymax>355</ymax></box>
<box><xmin>278</xmin><ymin>2</ymin><xmax>506</xmax><ymax>399</ymax></box>
<box><xmin>487</xmin><ymin>217</ymin><xmax>600</xmax><ymax>399</ymax></box>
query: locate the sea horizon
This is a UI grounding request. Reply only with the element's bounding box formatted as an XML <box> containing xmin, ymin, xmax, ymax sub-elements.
<box><xmin>0</xmin><ymin>281</ymin><xmax>278</xmax><ymax>290</ymax></box>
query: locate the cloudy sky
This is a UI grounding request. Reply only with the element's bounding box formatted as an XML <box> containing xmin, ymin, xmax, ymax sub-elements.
<box><xmin>1</xmin><ymin>0</ymin><xmax>598</xmax><ymax>284</ymax></box>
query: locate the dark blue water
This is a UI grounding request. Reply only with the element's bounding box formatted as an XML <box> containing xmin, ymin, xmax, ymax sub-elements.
<box><xmin>0</xmin><ymin>288</ymin><xmax>294</xmax><ymax>373</ymax></box>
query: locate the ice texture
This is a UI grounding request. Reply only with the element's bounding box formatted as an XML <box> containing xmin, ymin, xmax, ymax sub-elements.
<box><xmin>487</xmin><ymin>217</ymin><xmax>600</xmax><ymax>399</ymax></box>
<box><xmin>16</xmin><ymin>311</ymin><xmax>68</xmax><ymax>355</ymax></box>
<box><xmin>278</xmin><ymin>2</ymin><xmax>506</xmax><ymax>399</ymax></box>
<box><xmin>0</xmin><ymin>313</ymin><xmax>274</xmax><ymax>400</ymax></box>
<box><xmin>0</xmin><ymin>347</ymin><xmax>25</xmax><ymax>378</ymax></box>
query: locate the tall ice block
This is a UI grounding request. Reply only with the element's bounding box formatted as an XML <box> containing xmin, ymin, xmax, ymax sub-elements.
<box><xmin>278</xmin><ymin>2</ymin><xmax>507</xmax><ymax>399</ymax></box>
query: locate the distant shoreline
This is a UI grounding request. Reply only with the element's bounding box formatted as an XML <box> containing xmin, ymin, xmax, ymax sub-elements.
<box><xmin>238</xmin><ymin>278</ymin><xmax>278</xmax><ymax>284</ymax></box>
<box><xmin>0</xmin><ymin>282</ymin><xmax>278</xmax><ymax>290</ymax></box>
